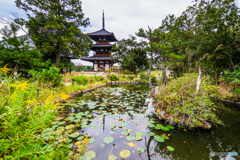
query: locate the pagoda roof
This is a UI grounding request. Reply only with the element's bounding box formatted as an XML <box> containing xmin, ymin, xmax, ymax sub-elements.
<box><xmin>81</xmin><ymin>56</ymin><xmax>116</xmax><ymax>62</ymax></box>
<box><xmin>92</xmin><ymin>44</ymin><xmax>113</xmax><ymax>48</ymax></box>
<box><xmin>88</xmin><ymin>29</ymin><xmax>118</xmax><ymax>42</ymax></box>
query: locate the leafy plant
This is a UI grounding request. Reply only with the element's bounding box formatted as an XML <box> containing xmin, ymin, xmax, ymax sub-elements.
<box><xmin>107</xmin><ymin>74</ymin><xmax>119</xmax><ymax>81</ymax></box>
<box><xmin>71</xmin><ymin>76</ymin><xmax>89</xmax><ymax>85</ymax></box>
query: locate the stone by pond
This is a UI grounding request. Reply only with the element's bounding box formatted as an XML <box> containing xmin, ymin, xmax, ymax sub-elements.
<box><xmin>41</xmin><ymin>84</ymin><xmax>240</xmax><ymax>160</ymax></box>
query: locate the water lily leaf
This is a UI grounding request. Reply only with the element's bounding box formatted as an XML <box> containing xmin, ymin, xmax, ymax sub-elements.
<box><xmin>136</xmin><ymin>131</ymin><xmax>143</xmax><ymax>136</ymax></box>
<box><xmin>148</xmin><ymin>124</ymin><xmax>155</xmax><ymax>128</ymax></box>
<box><xmin>70</xmin><ymin>132</ymin><xmax>80</xmax><ymax>138</ymax></box>
<box><xmin>149</xmin><ymin>120</ymin><xmax>155</xmax><ymax>124</ymax></box>
<box><xmin>167</xmin><ymin>146</ymin><xmax>174</xmax><ymax>151</ymax></box>
<box><xmin>166</xmin><ymin>125</ymin><xmax>174</xmax><ymax>129</ymax></box>
<box><xmin>109</xmin><ymin>131</ymin><xmax>114</xmax><ymax>134</ymax></box>
<box><xmin>65</xmin><ymin>124</ymin><xmax>75</xmax><ymax>130</ymax></box>
<box><xmin>121</xmin><ymin>130</ymin><xmax>129</xmax><ymax>135</ymax></box>
<box><xmin>51</xmin><ymin>121</ymin><xmax>58</xmax><ymax>125</ymax></box>
<box><xmin>135</xmin><ymin>135</ymin><xmax>142</xmax><ymax>141</ymax></box>
<box><xmin>138</xmin><ymin>147</ymin><xmax>145</xmax><ymax>153</ymax></box>
<box><xmin>77</xmin><ymin>136</ymin><xmax>85</xmax><ymax>141</ymax></box>
<box><xmin>147</xmin><ymin>132</ymin><xmax>155</xmax><ymax>136</ymax></box>
<box><xmin>128</xmin><ymin>142</ymin><xmax>135</xmax><ymax>147</ymax></box>
<box><xmin>89</xmin><ymin>125</ymin><xmax>96</xmax><ymax>129</ymax></box>
<box><xmin>82</xmin><ymin>151</ymin><xmax>96</xmax><ymax>160</ymax></box>
<box><xmin>161</xmin><ymin>127</ymin><xmax>169</xmax><ymax>131</ymax></box>
<box><xmin>81</xmin><ymin>125</ymin><xmax>88</xmax><ymax>128</ymax></box>
<box><xmin>68</xmin><ymin>116</ymin><xmax>75</xmax><ymax>121</ymax></box>
<box><xmin>155</xmin><ymin>126</ymin><xmax>161</xmax><ymax>130</ymax></box>
<box><xmin>119</xmin><ymin>150</ymin><xmax>131</xmax><ymax>158</ymax></box>
<box><xmin>55</xmin><ymin>117</ymin><xmax>64</xmax><ymax>121</ymax></box>
<box><xmin>88</xmin><ymin>138</ymin><xmax>95</xmax><ymax>144</ymax></box>
<box><xmin>154</xmin><ymin>135</ymin><xmax>165</xmax><ymax>142</ymax></box>
<box><xmin>161</xmin><ymin>134</ymin><xmax>169</xmax><ymax>139</ymax></box>
<box><xmin>58</xmin><ymin>121</ymin><xmax>66</xmax><ymax>125</ymax></box>
<box><xmin>103</xmin><ymin>136</ymin><xmax>114</xmax><ymax>144</ymax></box>
<box><xmin>126</xmin><ymin>135</ymin><xmax>135</xmax><ymax>141</ymax></box>
<box><xmin>108</xmin><ymin>154</ymin><xmax>117</xmax><ymax>160</ymax></box>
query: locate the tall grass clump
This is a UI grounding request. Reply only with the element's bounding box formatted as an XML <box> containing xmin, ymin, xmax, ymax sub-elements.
<box><xmin>155</xmin><ymin>73</ymin><xmax>220</xmax><ymax>129</ymax></box>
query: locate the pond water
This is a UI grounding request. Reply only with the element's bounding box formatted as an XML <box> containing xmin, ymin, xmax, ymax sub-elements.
<box><xmin>43</xmin><ymin>84</ymin><xmax>240</xmax><ymax>160</ymax></box>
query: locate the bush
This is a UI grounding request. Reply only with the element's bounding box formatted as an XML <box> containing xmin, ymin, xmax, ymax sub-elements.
<box><xmin>107</xmin><ymin>74</ymin><xmax>119</xmax><ymax>81</ymax></box>
<box><xmin>94</xmin><ymin>75</ymin><xmax>104</xmax><ymax>81</ymax></box>
<box><xmin>71</xmin><ymin>76</ymin><xmax>89</xmax><ymax>85</ymax></box>
<box><xmin>127</xmin><ymin>75</ymin><xmax>135</xmax><ymax>80</ymax></box>
<box><xmin>29</xmin><ymin>66</ymin><xmax>63</xmax><ymax>87</ymax></box>
<box><xmin>151</xmin><ymin>75</ymin><xmax>157</xmax><ymax>83</ymax></box>
<box><xmin>155</xmin><ymin>73</ymin><xmax>219</xmax><ymax>128</ymax></box>
<box><xmin>88</xmin><ymin>76</ymin><xmax>95</xmax><ymax>83</ymax></box>
<box><xmin>122</xmin><ymin>75</ymin><xmax>126</xmax><ymax>79</ymax></box>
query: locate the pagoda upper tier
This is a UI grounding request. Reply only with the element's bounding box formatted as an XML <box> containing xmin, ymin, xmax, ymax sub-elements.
<box><xmin>88</xmin><ymin>29</ymin><xmax>117</xmax><ymax>42</ymax></box>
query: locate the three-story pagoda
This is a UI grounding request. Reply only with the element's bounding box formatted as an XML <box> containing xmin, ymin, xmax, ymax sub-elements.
<box><xmin>81</xmin><ymin>11</ymin><xmax>118</xmax><ymax>71</ymax></box>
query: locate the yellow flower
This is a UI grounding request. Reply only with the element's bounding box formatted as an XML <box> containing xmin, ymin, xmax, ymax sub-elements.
<box><xmin>11</xmin><ymin>81</ymin><xmax>28</xmax><ymax>91</ymax></box>
<box><xmin>60</xmin><ymin>93</ymin><xmax>69</xmax><ymax>100</ymax></box>
<box><xmin>0</xmin><ymin>64</ymin><xmax>11</xmax><ymax>74</ymax></box>
<box><xmin>24</xmin><ymin>98</ymin><xmax>36</xmax><ymax>105</ymax></box>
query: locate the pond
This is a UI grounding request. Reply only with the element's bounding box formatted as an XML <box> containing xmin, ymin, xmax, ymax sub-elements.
<box><xmin>42</xmin><ymin>84</ymin><xmax>240</xmax><ymax>160</ymax></box>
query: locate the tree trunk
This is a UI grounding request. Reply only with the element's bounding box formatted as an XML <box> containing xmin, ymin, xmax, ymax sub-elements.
<box><xmin>149</xmin><ymin>54</ymin><xmax>154</xmax><ymax>97</ymax></box>
<box><xmin>196</xmin><ymin>65</ymin><xmax>202</xmax><ymax>94</ymax></box>
<box><xmin>56</xmin><ymin>53</ymin><xmax>61</xmax><ymax>64</ymax></box>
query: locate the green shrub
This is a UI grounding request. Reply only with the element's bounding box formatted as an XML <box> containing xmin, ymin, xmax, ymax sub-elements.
<box><xmin>155</xmin><ymin>73</ymin><xmax>219</xmax><ymax>128</ymax></box>
<box><xmin>94</xmin><ymin>75</ymin><xmax>104</xmax><ymax>81</ymax></box>
<box><xmin>29</xmin><ymin>66</ymin><xmax>63</xmax><ymax>87</ymax></box>
<box><xmin>107</xmin><ymin>74</ymin><xmax>119</xmax><ymax>81</ymax></box>
<box><xmin>139</xmin><ymin>73</ymin><xmax>147</xmax><ymax>80</ymax></box>
<box><xmin>88</xmin><ymin>76</ymin><xmax>95</xmax><ymax>83</ymax></box>
<box><xmin>122</xmin><ymin>75</ymin><xmax>126</xmax><ymax>79</ymax></box>
<box><xmin>127</xmin><ymin>75</ymin><xmax>135</xmax><ymax>80</ymax></box>
<box><xmin>71</xmin><ymin>76</ymin><xmax>89</xmax><ymax>85</ymax></box>
<box><xmin>151</xmin><ymin>75</ymin><xmax>157</xmax><ymax>83</ymax></box>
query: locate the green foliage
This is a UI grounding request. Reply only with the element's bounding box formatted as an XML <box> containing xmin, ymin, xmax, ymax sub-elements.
<box><xmin>107</xmin><ymin>74</ymin><xmax>119</xmax><ymax>81</ymax></box>
<box><xmin>127</xmin><ymin>75</ymin><xmax>135</xmax><ymax>80</ymax></box>
<box><xmin>113</xmin><ymin>37</ymin><xmax>149</xmax><ymax>73</ymax></box>
<box><xmin>151</xmin><ymin>75</ymin><xmax>157</xmax><ymax>83</ymax></box>
<box><xmin>71</xmin><ymin>76</ymin><xmax>89</xmax><ymax>85</ymax></box>
<box><xmin>94</xmin><ymin>75</ymin><xmax>104</xmax><ymax>81</ymax></box>
<box><xmin>15</xmin><ymin>0</ymin><xmax>92</xmax><ymax>64</ymax></box>
<box><xmin>156</xmin><ymin>73</ymin><xmax>220</xmax><ymax>128</ymax></box>
<box><xmin>30</xmin><ymin>66</ymin><xmax>63</xmax><ymax>87</ymax></box>
<box><xmin>0</xmin><ymin>23</ymin><xmax>50</xmax><ymax>75</ymax></box>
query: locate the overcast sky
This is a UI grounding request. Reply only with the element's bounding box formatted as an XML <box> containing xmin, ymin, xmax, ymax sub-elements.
<box><xmin>0</xmin><ymin>0</ymin><xmax>198</xmax><ymax>66</ymax></box>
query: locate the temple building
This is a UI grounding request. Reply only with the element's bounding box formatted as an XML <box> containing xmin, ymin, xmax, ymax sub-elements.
<box><xmin>81</xmin><ymin>11</ymin><xmax>118</xmax><ymax>71</ymax></box>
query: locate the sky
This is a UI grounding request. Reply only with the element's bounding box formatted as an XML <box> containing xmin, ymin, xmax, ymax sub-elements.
<box><xmin>0</xmin><ymin>0</ymin><xmax>208</xmax><ymax>66</ymax></box>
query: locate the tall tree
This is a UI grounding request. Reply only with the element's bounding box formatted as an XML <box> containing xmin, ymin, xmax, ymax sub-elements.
<box><xmin>113</xmin><ymin>36</ymin><xmax>149</xmax><ymax>74</ymax></box>
<box><xmin>15</xmin><ymin>0</ymin><xmax>92</xmax><ymax>64</ymax></box>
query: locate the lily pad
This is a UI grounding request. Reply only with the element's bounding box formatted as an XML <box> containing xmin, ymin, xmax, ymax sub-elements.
<box><xmin>65</xmin><ymin>124</ymin><xmax>75</xmax><ymax>130</ymax></box>
<box><xmin>77</xmin><ymin>136</ymin><xmax>85</xmax><ymax>141</ymax></box>
<box><xmin>161</xmin><ymin>127</ymin><xmax>169</xmax><ymax>131</ymax></box>
<box><xmin>136</xmin><ymin>131</ymin><xmax>143</xmax><ymax>136</ymax></box>
<box><xmin>138</xmin><ymin>147</ymin><xmax>145</xmax><ymax>153</ymax></box>
<box><xmin>148</xmin><ymin>124</ymin><xmax>155</xmax><ymax>128</ymax></box>
<box><xmin>82</xmin><ymin>151</ymin><xmax>96</xmax><ymax>160</ymax></box>
<box><xmin>119</xmin><ymin>150</ymin><xmax>131</xmax><ymax>158</ymax></box>
<box><xmin>89</xmin><ymin>125</ymin><xmax>96</xmax><ymax>129</ymax></box>
<box><xmin>70</xmin><ymin>132</ymin><xmax>80</xmax><ymax>138</ymax></box>
<box><xmin>166</xmin><ymin>125</ymin><xmax>174</xmax><ymax>129</ymax></box>
<box><xmin>167</xmin><ymin>146</ymin><xmax>175</xmax><ymax>151</ymax></box>
<box><xmin>121</xmin><ymin>130</ymin><xmax>129</xmax><ymax>135</ymax></box>
<box><xmin>149</xmin><ymin>120</ymin><xmax>155</xmax><ymax>124</ymax></box>
<box><xmin>135</xmin><ymin>135</ymin><xmax>142</xmax><ymax>141</ymax></box>
<box><xmin>88</xmin><ymin>138</ymin><xmax>95</xmax><ymax>144</ymax></box>
<box><xmin>108</xmin><ymin>154</ymin><xmax>117</xmax><ymax>160</ymax></box>
<box><xmin>103</xmin><ymin>136</ymin><xmax>114</xmax><ymax>144</ymax></box>
<box><xmin>126</xmin><ymin>135</ymin><xmax>135</xmax><ymax>141</ymax></box>
<box><xmin>154</xmin><ymin>135</ymin><xmax>165</xmax><ymax>142</ymax></box>
<box><xmin>147</xmin><ymin>132</ymin><xmax>155</xmax><ymax>136</ymax></box>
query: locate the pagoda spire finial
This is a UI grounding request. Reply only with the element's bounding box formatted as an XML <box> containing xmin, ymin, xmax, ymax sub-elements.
<box><xmin>102</xmin><ymin>10</ymin><xmax>105</xmax><ymax>29</ymax></box>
